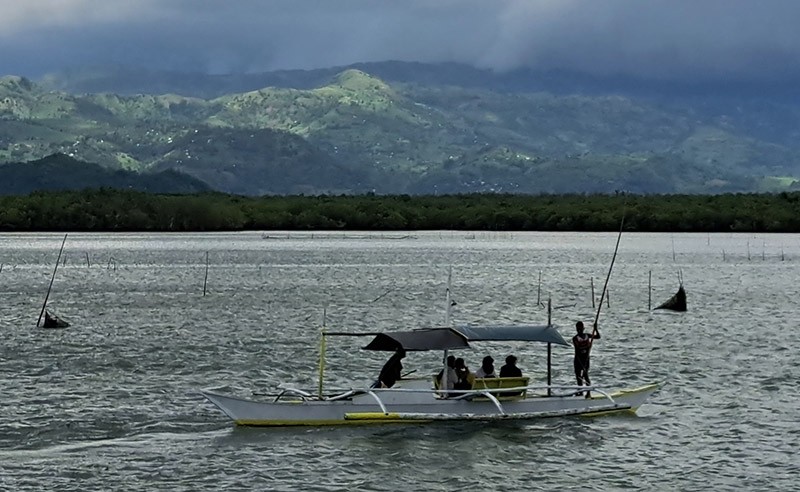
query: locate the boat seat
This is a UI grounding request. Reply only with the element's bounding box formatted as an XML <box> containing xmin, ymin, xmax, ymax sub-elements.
<box><xmin>433</xmin><ymin>376</ymin><xmax>529</xmax><ymax>399</ymax></box>
<box><xmin>472</xmin><ymin>377</ymin><xmax>529</xmax><ymax>399</ymax></box>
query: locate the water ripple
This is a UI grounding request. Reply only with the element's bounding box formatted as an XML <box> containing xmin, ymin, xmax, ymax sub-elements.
<box><xmin>1</xmin><ymin>231</ymin><xmax>797</xmax><ymax>490</ymax></box>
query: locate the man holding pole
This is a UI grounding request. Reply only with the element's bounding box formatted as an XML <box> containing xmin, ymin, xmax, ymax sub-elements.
<box><xmin>573</xmin><ymin>321</ymin><xmax>600</xmax><ymax>397</ymax></box>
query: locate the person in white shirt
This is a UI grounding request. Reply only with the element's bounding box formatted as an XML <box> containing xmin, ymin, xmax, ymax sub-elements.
<box><xmin>474</xmin><ymin>355</ymin><xmax>496</xmax><ymax>378</ymax></box>
<box><xmin>436</xmin><ymin>355</ymin><xmax>457</xmax><ymax>395</ymax></box>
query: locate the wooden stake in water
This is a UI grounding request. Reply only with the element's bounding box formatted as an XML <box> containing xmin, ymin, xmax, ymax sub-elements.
<box><xmin>85</xmin><ymin>252</ymin><xmax>91</xmax><ymax>268</ymax></box>
<box><xmin>203</xmin><ymin>251</ymin><xmax>210</xmax><ymax>296</ymax></box>
<box><xmin>747</xmin><ymin>241</ymin><xmax>751</xmax><ymax>261</ymax></box>
<box><xmin>318</xmin><ymin>307</ymin><xmax>327</xmax><ymax>399</ymax></box>
<box><xmin>547</xmin><ymin>297</ymin><xmax>552</xmax><ymax>397</ymax></box>
<box><xmin>648</xmin><ymin>270</ymin><xmax>652</xmax><ymax>310</ymax></box>
<box><xmin>536</xmin><ymin>270</ymin><xmax>542</xmax><ymax>306</ymax></box>
<box><xmin>590</xmin><ymin>277</ymin><xmax>595</xmax><ymax>308</ymax></box>
<box><xmin>672</xmin><ymin>238</ymin><xmax>676</xmax><ymax>261</ymax></box>
<box><xmin>37</xmin><ymin>234</ymin><xmax>68</xmax><ymax>328</ymax></box>
<box><xmin>605</xmin><ymin>289</ymin><xmax>610</xmax><ymax>308</ymax></box>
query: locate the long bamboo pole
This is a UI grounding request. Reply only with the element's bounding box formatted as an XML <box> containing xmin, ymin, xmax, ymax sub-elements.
<box><xmin>37</xmin><ymin>234</ymin><xmax>68</xmax><ymax>327</ymax></box>
<box><xmin>593</xmin><ymin>218</ymin><xmax>624</xmax><ymax>335</ymax></box>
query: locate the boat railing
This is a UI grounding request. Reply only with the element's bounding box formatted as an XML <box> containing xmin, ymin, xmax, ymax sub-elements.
<box><xmin>273</xmin><ymin>387</ymin><xmax>316</xmax><ymax>402</ymax></box>
<box><xmin>311</xmin><ymin>384</ymin><xmax>619</xmax><ymax>417</ymax></box>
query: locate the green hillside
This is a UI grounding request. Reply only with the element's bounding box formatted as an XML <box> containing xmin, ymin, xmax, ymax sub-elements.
<box><xmin>0</xmin><ymin>153</ymin><xmax>210</xmax><ymax>195</ymax></box>
<box><xmin>2</xmin><ymin>65</ymin><xmax>800</xmax><ymax>195</ymax></box>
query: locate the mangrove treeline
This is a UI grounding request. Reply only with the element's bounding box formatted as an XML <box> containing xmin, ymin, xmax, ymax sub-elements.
<box><xmin>1</xmin><ymin>189</ymin><xmax>800</xmax><ymax>232</ymax></box>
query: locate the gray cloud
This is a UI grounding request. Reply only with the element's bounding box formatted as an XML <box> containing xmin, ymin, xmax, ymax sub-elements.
<box><xmin>2</xmin><ymin>0</ymin><xmax>799</xmax><ymax>82</ymax></box>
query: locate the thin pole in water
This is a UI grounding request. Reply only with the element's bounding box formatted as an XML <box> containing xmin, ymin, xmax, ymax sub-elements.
<box><xmin>648</xmin><ymin>270</ymin><xmax>652</xmax><ymax>310</ymax></box>
<box><xmin>537</xmin><ymin>270</ymin><xmax>542</xmax><ymax>306</ymax></box>
<box><xmin>445</xmin><ymin>266</ymin><xmax>453</xmax><ymax>325</ymax></box>
<box><xmin>85</xmin><ymin>252</ymin><xmax>90</xmax><ymax>268</ymax></box>
<box><xmin>672</xmin><ymin>238</ymin><xmax>676</xmax><ymax>261</ymax></box>
<box><xmin>747</xmin><ymin>241</ymin><xmax>751</xmax><ymax>261</ymax></box>
<box><xmin>590</xmin><ymin>277</ymin><xmax>595</xmax><ymax>308</ymax></box>
<box><xmin>37</xmin><ymin>234</ymin><xmax>68</xmax><ymax>328</ymax></box>
<box><xmin>318</xmin><ymin>308</ymin><xmax>327</xmax><ymax>399</ymax></box>
<box><xmin>203</xmin><ymin>251</ymin><xmax>210</xmax><ymax>296</ymax></box>
<box><xmin>547</xmin><ymin>297</ymin><xmax>552</xmax><ymax>397</ymax></box>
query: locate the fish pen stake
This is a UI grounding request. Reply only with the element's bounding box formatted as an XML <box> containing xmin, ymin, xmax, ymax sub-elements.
<box><xmin>537</xmin><ymin>270</ymin><xmax>542</xmax><ymax>306</ymax></box>
<box><xmin>203</xmin><ymin>251</ymin><xmax>210</xmax><ymax>296</ymax></box>
<box><xmin>648</xmin><ymin>270</ymin><xmax>652</xmax><ymax>310</ymax></box>
<box><xmin>590</xmin><ymin>277</ymin><xmax>595</xmax><ymax>308</ymax></box>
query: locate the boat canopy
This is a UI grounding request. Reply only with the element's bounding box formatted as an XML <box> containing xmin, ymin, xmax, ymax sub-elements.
<box><xmin>362</xmin><ymin>328</ymin><xmax>469</xmax><ymax>351</ymax></box>
<box><xmin>455</xmin><ymin>324</ymin><xmax>569</xmax><ymax>346</ymax></box>
<box><xmin>358</xmin><ymin>324</ymin><xmax>569</xmax><ymax>351</ymax></box>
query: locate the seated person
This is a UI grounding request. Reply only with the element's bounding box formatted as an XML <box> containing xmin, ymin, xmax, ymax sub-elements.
<box><xmin>474</xmin><ymin>355</ymin><xmax>496</xmax><ymax>378</ymax></box>
<box><xmin>499</xmin><ymin>354</ymin><xmax>522</xmax><ymax>377</ymax></box>
<box><xmin>498</xmin><ymin>354</ymin><xmax>523</xmax><ymax>396</ymax></box>
<box><xmin>453</xmin><ymin>357</ymin><xmax>474</xmax><ymax>391</ymax></box>
<box><xmin>436</xmin><ymin>355</ymin><xmax>457</xmax><ymax>394</ymax></box>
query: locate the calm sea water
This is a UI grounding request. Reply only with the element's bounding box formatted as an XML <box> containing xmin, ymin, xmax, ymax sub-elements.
<box><xmin>0</xmin><ymin>231</ymin><xmax>797</xmax><ymax>491</ymax></box>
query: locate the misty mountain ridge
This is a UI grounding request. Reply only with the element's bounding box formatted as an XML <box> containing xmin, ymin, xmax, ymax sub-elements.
<box><xmin>1</xmin><ymin>61</ymin><xmax>800</xmax><ymax>195</ymax></box>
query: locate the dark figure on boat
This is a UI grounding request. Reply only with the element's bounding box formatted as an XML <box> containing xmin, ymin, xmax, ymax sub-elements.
<box><xmin>43</xmin><ymin>310</ymin><xmax>70</xmax><ymax>329</ymax></box>
<box><xmin>655</xmin><ymin>285</ymin><xmax>687</xmax><ymax>312</ymax></box>
<box><xmin>573</xmin><ymin>321</ymin><xmax>600</xmax><ymax>397</ymax></box>
<box><xmin>373</xmin><ymin>348</ymin><xmax>405</xmax><ymax>388</ymax></box>
<box><xmin>499</xmin><ymin>355</ymin><xmax>522</xmax><ymax>378</ymax></box>
<box><xmin>475</xmin><ymin>355</ymin><xmax>496</xmax><ymax>378</ymax></box>
<box><xmin>453</xmin><ymin>358</ymin><xmax>474</xmax><ymax>390</ymax></box>
<box><xmin>499</xmin><ymin>355</ymin><xmax>523</xmax><ymax>396</ymax></box>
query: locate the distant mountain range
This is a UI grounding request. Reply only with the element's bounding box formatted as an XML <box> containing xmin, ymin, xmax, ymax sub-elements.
<box><xmin>1</xmin><ymin>61</ymin><xmax>800</xmax><ymax>195</ymax></box>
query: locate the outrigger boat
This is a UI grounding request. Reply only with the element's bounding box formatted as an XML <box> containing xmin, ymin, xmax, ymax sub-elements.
<box><xmin>202</xmin><ymin>225</ymin><xmax>659</xmax><ymax>426</ymax></box>
<box><xmin>200</xmin><ymin>319</ymin><xmax>662</xmax><ymax>426</ymax></box>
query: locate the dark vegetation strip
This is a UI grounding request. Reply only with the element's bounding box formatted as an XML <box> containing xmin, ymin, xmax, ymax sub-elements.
<box><xmin>1</xmin><ymin>189</ymin><xmax>799</xmax><ymax>232</ymax></box>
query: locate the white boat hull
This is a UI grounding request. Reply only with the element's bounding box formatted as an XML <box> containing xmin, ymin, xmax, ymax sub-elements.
<box><xmin>200</xmin><ymin>382</ymin><xmax>662</xmax><ymax>426</ymax></box>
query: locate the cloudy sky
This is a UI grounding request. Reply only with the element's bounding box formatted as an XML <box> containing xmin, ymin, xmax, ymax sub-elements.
<box><xmin>2</xmin><ymin>0</ymin><xmax>799</xmax><ymax>82</ymax></box>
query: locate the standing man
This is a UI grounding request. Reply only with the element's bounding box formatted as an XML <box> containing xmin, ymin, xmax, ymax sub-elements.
<box><xmin>573</xmin><ymin>321</ymin><xmax>600</xmax><ymax>397</ymax></box>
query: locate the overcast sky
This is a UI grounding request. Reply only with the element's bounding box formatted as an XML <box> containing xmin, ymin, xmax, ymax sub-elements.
<box><xmin>2</xmin><ymin>0</ymin><xmax>799</xmax><ymax>82</ymax></box>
